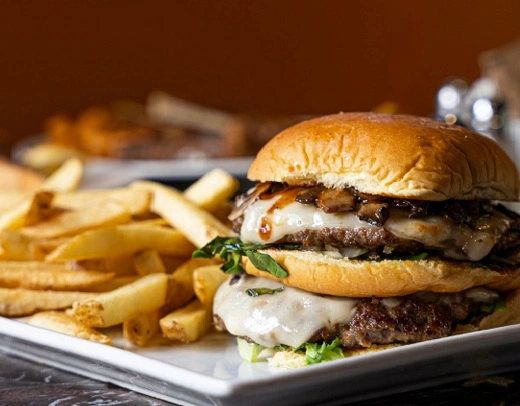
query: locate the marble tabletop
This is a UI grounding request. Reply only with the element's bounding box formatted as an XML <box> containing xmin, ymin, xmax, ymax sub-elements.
<box><xmin>2</xmin><ymin>350</ymin><xmax>520</xmax><ymax>406</ymax></box>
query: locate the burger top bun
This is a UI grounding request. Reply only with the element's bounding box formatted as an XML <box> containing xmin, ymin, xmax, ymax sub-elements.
<box><xmin>243</xmin><ymin>250</ymin><xmax>520</xmax><ymax>297</ymax></box>
<box><xmin>247</xmin><ymin>112</ymin><xmax>519</xmax><ymax>201</ymax></box>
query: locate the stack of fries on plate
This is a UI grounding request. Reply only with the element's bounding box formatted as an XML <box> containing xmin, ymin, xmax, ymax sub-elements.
<box><xmin>0</xmin><ymin>157</ymin><xmax>238</xmax><ymax>347</ymax></box>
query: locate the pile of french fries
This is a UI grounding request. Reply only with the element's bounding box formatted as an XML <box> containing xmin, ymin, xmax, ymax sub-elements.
<box><xmin>0</xmin><ymin>157</ymin><xmax>238</xmax><ymax>347</ymax></box>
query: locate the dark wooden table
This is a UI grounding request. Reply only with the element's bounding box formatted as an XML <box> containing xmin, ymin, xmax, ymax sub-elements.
<box><xmin>2</xmin><ymin>350</ymin><xmax>520</xmax><ymax>406</ymax></box>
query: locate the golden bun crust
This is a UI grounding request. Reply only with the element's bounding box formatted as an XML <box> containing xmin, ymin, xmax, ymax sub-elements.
<box><xmin>248</xmin><ymin>113</ymin><xmax>519</xmax><ymax>201</ymax></box>
<box><xmin>243</xmin><ymin>249</ymin><xmax>520</xmax><ymax>297</ymax></box>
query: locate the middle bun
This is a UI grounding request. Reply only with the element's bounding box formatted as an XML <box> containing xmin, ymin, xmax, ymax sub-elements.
<box><xmin>243</xmin><ymin>250</ymin><xmax>520</xmax><ymax>297</ymax></box>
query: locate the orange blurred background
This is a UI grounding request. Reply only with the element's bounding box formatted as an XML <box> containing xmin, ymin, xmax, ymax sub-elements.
<box><xmin>1</xmin><ymin>0</ymin><xmax>519</xmax><ymax>154</ymax></box>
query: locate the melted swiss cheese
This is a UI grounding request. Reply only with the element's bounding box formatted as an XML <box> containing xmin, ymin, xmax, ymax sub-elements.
<box><xmin>240</xmin><ymin>196</ymin><xmax>511</xmax><ymax>261</ymax></box>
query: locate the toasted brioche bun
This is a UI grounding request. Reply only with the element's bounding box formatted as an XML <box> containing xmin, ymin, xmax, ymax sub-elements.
<box><xmin>243</xmin><ymin>250</ymin><xmax>520</xmax><ymax>297</ymax></box>
<box><xmin>248</xmin><ymin>112</ymin><xmax>519</xmax><ymax>201</ymax></box>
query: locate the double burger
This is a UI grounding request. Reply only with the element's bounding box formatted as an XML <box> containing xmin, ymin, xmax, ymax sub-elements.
<box><xmin>196</xmin><ymin>112</ymin><xmax>520</xmax><ymax>367</ymax></box>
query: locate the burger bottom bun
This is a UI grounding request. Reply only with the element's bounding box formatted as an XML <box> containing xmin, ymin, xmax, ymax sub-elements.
<box><xmin>268</xmin><ymin>343</ymin><xmax>401</xmax><ymax>370</ymax></box>
<box><xmin>243</xmin><ymin>250</ymin><xmax>520</xmax><ymax>297</ymax></box>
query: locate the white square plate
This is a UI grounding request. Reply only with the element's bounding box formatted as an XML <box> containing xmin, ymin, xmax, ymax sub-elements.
<box><xmin>1</xmin><ymin>316</ymin><xmax>520</xmax><ymax>405</ymax></box>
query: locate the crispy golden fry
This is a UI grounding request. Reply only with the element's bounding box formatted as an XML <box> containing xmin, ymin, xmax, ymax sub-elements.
<box><xmin>27</xmin><ymin>236</ymin><xmax>72</xmax><ymax>258</ymax></box>
<box><xmin>20</xmin><ymin>201</ymin><xmax>132</xmax><ymax>239</ymax></box>
<box><xmin>0</xmin><ymin>263</ymin><xmax>114</xmax><ymax>290</ymax></box>
<box><xmin>0</xmin><ymin>288</ymin><xmax>97</xmax><ymax>317</ymax></box>
<box><xmin>0</xmin><ymin>230</ymin><xmax>44</xmax><ymax>260</ymax></box>
<box><xmin>28</xmin><ymin>311</ymin><xmax>112</xmax><ymax>345</ymax></box>
<box><xmin>160</xmin><ymin>299</ymin><xmax>212</xmax><ymax>343</ymax></box>
<box><xmin>0</xmin><ymin>191</ymin><xmax>54</xmax><ymax>231</ymax></box>
<box><xmin>123</xmin><ymin>309</ymin><xmax>160</xmax><ymax>347</ymax></box>
<box><xmin>122</xmin><ymin>259</ymin><xmax>215</xmax><ymax>346</ymax></box>
<box><xmin>164</xmin><ymin>258</ymin><xmax>215</xmax><ymax>312</ymax></box>
<box><xmin>74</xmin><ymin>255</ymin><xmax>137</xmax><ymax>275</ymax></box>
<box><xmin>158</xmin><ymin>255</ymin><xmax>189</xmax><ymax>272</ymax></box>
<box><xmin>0</xmin><ymin>159</ymin><xmax>83</xmax><ymax>231</ymax></box>
<box><xmin>52</xmin><ymin>188</ymin><xmax>151</xmax><ymax>216</ymax></box>
<box><xmin>133</xmin><ymin>249</ymin><xmax>166</xmax><ymax>275</ymax></box>
<box><xmin>71</xmin><ymin>273</ymin><xmax>168</xmax><ymax>327</ymax></box>
<box><xmin>0</xmin><ymin>191</ymin><xmax>26</xmax><ymax>212</ymax></box>
<box><xmin>183</xmin><ymin>168</ymin><xmax>239</xmax><ymax>213</ymax></box>
<box><xmin>23</xmin><ymin>191</ymin><xmax>55</xmax><ymax>226</ymax></box>
<box><xmin>45</xmin><ymin>224</ymin><xmax>195</xmax><ymax>262</ymax></box>
<box><xmin>0</xmin><ymin>164</ymin><xmax>240</xmax><ymax>348</ymax></box>
<box><xmin>85</xmin><ymin>275</ymin><xmax>139</xmax><ymax>292</ymax></box>
<box><xmin>193</xmin><ymin>265</ymin><xmax>229</xmax><ymax>306</ymax></box>
<box><xmin>39</xmin><ymin>157</ymin><xmax>84</xmax><ymax>192</ymax></box>
<box><xmin>131</xmin><ymin>180</ymin><xmax>235</xmax><ymax>248</ymax></box>
<box><xmin>0</xmin><ymin>232</ymin><xmax>71</xmax><ymax>261</ymax></box>
<box><xmin>0</xmin><ymin>260</ymin><xmax>70</xmax><ymax>270</ymax></box>
<box><xmin>19</xmin><ymin>142</ymin><xmax>81</xmax><ymax>175</ymax></box>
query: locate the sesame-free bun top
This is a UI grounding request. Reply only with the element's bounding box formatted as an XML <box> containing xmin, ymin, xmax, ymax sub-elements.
<box><xmin>247</xmin><ymin>112</ymin><xmax>519</xmax><ymax>201</ymax></box>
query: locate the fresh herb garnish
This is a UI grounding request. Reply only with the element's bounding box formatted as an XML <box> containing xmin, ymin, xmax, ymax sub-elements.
<box><xmin>246</xmin><ymin>286</ymin><xmax>285</xmax><ymax>297</ymax></box>
<box><xmin>193</xmin><ymin>236</ymin><xmax>295</xmax><ymax>278</ymax></box>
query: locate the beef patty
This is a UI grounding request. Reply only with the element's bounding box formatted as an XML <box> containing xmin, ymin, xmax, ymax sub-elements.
<box><xmin>214</xmin><ymin>291</ymin><xmax>490</xmax><ymax>349</ymax></box>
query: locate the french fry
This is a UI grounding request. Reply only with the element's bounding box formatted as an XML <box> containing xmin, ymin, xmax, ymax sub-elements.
<box><xmin>0</xmin><ymin>191</ymin><xmax>54</xmax><ymax>231</ymax></box>
<box><xmin>160</xmin><ymin>299</ymin><xmax>212</xmax><ymax>343</ymax></box>
<box><xmin>0</xmin><ymin>230</ymin><xmax>45</xmax><ymax>260</ymax></box>
<box><xmin>52</xmin><ymin>188</ymin><xmax>151</xmax><ymax>216</ymax></box>
<box><xmin>27</xmin><ymin>236</ymin><xmax>72</xmax><ymax>258</ymax></box>
<box><xmin>85</xmin><ymin>275</ymin><xmax>139</xmax><ymax>292</ymax></box>
<box><xmin>158</xmin><ymin>255</ymin><xmax>189</xmax><ymax>273</ymax></box>
<box><xmin>0</xmin><ymin>163</ymin><xmax>240</xmax><ymax>348</ymax></box>
<box><xmin>20</xmin><ymin>201</ymin><xmax>132</xmax><ymax>239</ymax></box>
<box><xmin>74</xmin><ymin>255</ymin><xmax>137</xmax><ymax>275</ymax></box>
<box><xmin>23</xmin><ymin>191</ymin><xmax>55</xmax><ymax>226</ymax></box>
<box><xmin>39</xmin><ymin>157</ymin><xmax>84</xmax><ymax>192</ymax></box>
<box><xmin>0</xmin><ymin>158</ymin><xmax>83</xmax><ymax>231</ymax></box>
<box><xmin>45</xmin><ymin>224</ymin><xmax>195</xmax><ymax>262</ymax></box>
<box><xmin>0</xmin><ymin>191</ymin><xmax>26</xmax><ymax>212</ymax></box>
<box><xmin>183</xmin><ymin>168</ymin><xmax>239</xmax><ymax>213</ymax></box>
<box><xmin>0</xmin><ymin>260</ymin><xmax>73</xmax><ymax>271</ymax></box>
<box><xmin>28</xmin><ymin>311</ymin><xmax>112</xmax><ymax>345</ymax></box>
<box><xmin>164</xmin><ymin>258</ymin><xmax>217</xmax><ymax>312</ymax></box>
<box><xmin>0</xmin><ymin>264</ymin><xmax>115</xmax><ymax>290</ymax></box>
<box><xmin>123</xmin><ymin>309</ymin><xmax>160</xmax><ymax>347</ymax></box>
<box><xmin>71</xmin><ymin>273</ymin><xmax>168</xmax><ymax>327</ymax></box>
<box><xmin>133</xmin><ymin>249</ymin><xmax>166</xmax><ymax>275</ymax></box>
<box><xmin>131</xmin><ymin>180</ymin><xmax>235</xmax><ymax>248</ymax></box>
<box><xmin>193</xmin><ymin>265</ymin><xmax>229</xmax><ymax>305</ymax></box>
<box><xmin>0</xmin><ymin>288</ymin><xmax>97</xmax><ymax>317</ymax></box>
